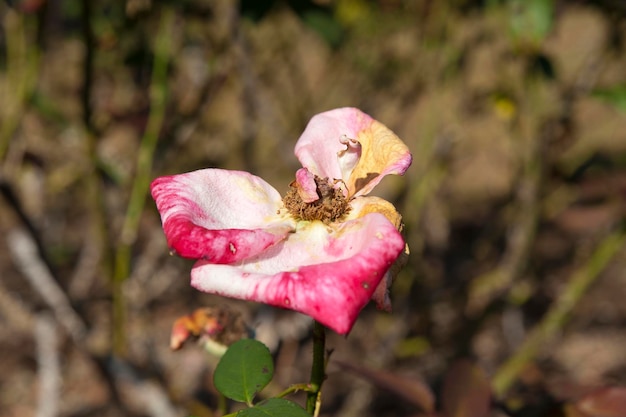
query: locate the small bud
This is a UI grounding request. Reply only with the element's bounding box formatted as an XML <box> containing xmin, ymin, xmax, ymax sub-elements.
<box><xmin>170</xmin><ymin>306</ymin><xmax>253</xmax><ymax>355</ymax></box>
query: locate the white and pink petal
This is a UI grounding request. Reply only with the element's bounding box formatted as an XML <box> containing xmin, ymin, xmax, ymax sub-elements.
<box><xmin>150</xmin><ymin>169</ymin><xmax>295</xmax><ymax>263</ymax></box>
<box><xmin>294</xmin><ymin>107</ymin><xmax>412</xmax><ymax>198</ymax></box>
<box><xmin>346</xmin><ymin>196</ymin><xmax>408</xmax><ymax>311</ymax></box>
<box><xmin>295</xmin><ymin>107</ymin><xmax>374</xmax><ymax>183</ymax></box>
<box><xmin>190</xmin><ymin>213</ymin><xmax>405</xmax><ymax>334</ymax></box>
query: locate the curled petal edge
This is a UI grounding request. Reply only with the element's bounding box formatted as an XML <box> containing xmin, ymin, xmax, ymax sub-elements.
<box><xmin>349</xmin><ymin>119</ymin><xmax>413</xmax><ymax>198</ymax></box>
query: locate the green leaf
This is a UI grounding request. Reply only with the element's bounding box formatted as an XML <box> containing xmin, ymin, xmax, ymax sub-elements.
<box><xmin>213</xmin><ymin>339</ymin><xmax>274</xmax><ymax>404</ymax></box>
<box><xmin>237</xmin><ymin>398</ymin><xmax>311</xmax><ymax>417</ymax></box>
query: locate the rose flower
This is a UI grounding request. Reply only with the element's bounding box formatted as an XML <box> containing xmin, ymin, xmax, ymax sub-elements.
<box><xmin>151</xmin><ymin>107</ymin><xmax>411</xmax><ymax>334</ymax></box>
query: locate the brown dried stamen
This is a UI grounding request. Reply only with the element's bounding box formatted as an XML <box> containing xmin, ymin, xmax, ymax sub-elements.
<box><xmin>283</xmin><ymin>175</ymin><xmax>350</xmax><ymax>224</ymax></box>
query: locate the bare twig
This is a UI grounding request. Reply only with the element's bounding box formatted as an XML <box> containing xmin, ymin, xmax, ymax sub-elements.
<box><xmin>492</xmin><ymin>228</ymin><xmax>626</xmax><ymax>397</ymax></box>
<box><xmin>7</xmin><ymin>228</ymin><xmax>87</xmax><ymax>342</ymax></box>
<box><xmin>6</xmin><ymin>224</ymin><xmax>182</xmax><ymax>416</ymax></box>
<box><xmin>35</xmin><ymin>313</ymin><xmax>61</xmax><ymax>417</ymax></box>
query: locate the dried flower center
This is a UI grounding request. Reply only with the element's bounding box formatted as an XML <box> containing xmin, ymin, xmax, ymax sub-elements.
<box><xmin>283</xmin><ymin>176</ymin><xmax>350</xmax><ymax>224</ymax></box>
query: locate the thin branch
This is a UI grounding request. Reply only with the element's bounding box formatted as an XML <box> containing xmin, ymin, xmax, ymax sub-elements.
<box><xmin>1</xmin><ymin>182</ymin><xmax>179</xmax><ymax>417</ymax></box>
<box><xmin>492</xmin><ymin>228</ymin><xmax>626</xmax><ymax>397</ymax></box>
<box><xmin>7</xmin><ymin>228</ymin><xmax>87</xmax><ymax>342</ymax></box>
<box><xmin>35</xmin><ymin>313</ymin><xmax>61</xmax><ymax>417</ymax></box>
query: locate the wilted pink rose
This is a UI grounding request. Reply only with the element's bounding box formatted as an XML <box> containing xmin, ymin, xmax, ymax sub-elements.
<box><xmin>151</xmin><ymin>107</ymin><xmax>411</xmax><ymax>334</ymax></box>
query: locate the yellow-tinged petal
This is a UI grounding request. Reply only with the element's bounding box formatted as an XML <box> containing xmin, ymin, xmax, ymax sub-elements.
<box><xmin>347</xmin><ymin>195</ymin><xmax>404</xmax><ymax>231</ymax></box>
<box><xmin>348</xmin><ymin>120</ymin><xmax>412</xmax><ymax>198</ymax></box>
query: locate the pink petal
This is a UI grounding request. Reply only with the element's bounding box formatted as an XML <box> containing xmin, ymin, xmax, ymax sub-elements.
<box><xmin>338</xmin><ymin>135</ymin><xmax>362</xmax><ymax>181</ymax></box>
<box><xmin>345</xmin><ymin>196</ymin><xmax>408</xmax><ymax>311</ymax></box>
<box><xmin>294</xmin><ymin>108</ymin><xmax>412</xmax><ymax>198</ymax></box>
<box><xmin>151</xmin><ymin>169</ymin><xmax>295</xmax><ymax>263</ymax></box>
<box><xmin>371</xmin><ymin>243</ymin><xmax>409</xmax><ymax>312</ymax></box>
<box><xmin>295</xmin><ymin>107</ymin><xmax>374</xmax><ymax>182</ymax></box>
<box><xmin>190</xmin><ymin>213</ymin><xmax>406</xmax><ymax>334</ymax></box>
<box><xmin>294</xmin><ymin>168</ymin><xmax>319</xmax><ymax>203</ymax></box>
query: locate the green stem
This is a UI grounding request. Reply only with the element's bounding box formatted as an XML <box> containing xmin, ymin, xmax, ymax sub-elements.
<box><xmin>111</xmin><ymin>8</ymin><xmax>175</xmax><ymax>355</ymax></box>
<box><xmin>0</xmin><ymin>10</ymin><xmax>38</xmax><ymax>163</ymax></box>
<box><xmin>306</xmin><ymin>321</ymin><xmax>326</xmax><ymax>415</ymax></box>
<box><xmin>276</xmin><ymin>383</ymin><xmax>316</xmax><ymax>399</ymax></box>
<box><xmin>492</xmin><ymin>228</ymin><xmax>626</xmax><ymax>397</ymax></box>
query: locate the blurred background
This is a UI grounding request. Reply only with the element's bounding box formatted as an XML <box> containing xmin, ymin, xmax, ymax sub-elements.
<box><xmin>1</xmin><ymin>0</ymin><xmax>626</xmax><ymax>416</ymax></box>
